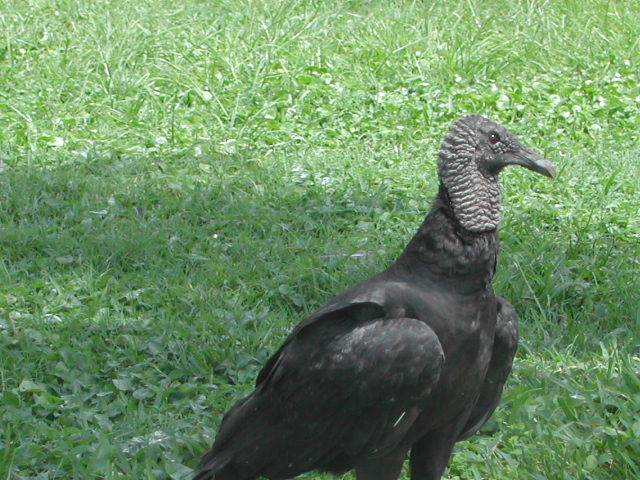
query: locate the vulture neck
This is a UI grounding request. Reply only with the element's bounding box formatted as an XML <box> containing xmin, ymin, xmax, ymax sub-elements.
<box><xmin>392</xmin><ymin>184</ymin><xmax>499</xmax><ymax>291</ymax></box>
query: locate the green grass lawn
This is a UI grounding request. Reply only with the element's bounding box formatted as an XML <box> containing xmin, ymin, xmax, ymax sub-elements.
<box><xmin>1</xmin><ymin>0</ymin><xmax>639</xmax><ymax>478</ymax></box>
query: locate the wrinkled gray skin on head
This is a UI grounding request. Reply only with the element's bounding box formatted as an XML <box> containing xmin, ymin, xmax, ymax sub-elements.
<box><xmin>438</xmin><ymin>115</ymin><xmax>556</xmax><ymax>232</ymax></box>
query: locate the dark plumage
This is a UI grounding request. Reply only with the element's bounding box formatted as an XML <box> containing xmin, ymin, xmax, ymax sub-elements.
<box><xmin>196</xmin><ymin>115</ymin><xmax>556</xmax><ymax>480</ymax></box>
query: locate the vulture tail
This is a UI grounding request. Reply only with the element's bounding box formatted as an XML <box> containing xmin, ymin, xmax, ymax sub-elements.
<box><xmin>193</xmin><ymin>392</ymin><xmax>281</xmax><ymax>480</ymax></box>
<box><xmin>194</xmin><ymin>451</ymin><xmax>235</xmax><ymax>480</ymax></box>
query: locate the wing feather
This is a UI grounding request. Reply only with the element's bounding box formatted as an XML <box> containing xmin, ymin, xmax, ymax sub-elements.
<box><xmin>198</xmin><ymin>302</ymin><xmax>444</xmax><ymax>480</ymax></box>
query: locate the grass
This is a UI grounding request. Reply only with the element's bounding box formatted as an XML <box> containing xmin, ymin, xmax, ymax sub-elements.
<box><xmin>0</xmin><ymin>0</ymin><xmax>639</xmax><ymax>478</ymax></box>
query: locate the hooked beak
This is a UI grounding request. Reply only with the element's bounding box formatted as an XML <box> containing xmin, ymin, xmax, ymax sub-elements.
<box><xmin>506</xmin><ymin>146</ymin><xmax>557</xmax><ymax>179</ymax></box>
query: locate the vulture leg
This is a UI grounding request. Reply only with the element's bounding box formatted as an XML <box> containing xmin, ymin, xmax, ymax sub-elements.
<box><xmin>409</xmin><ymin>414</ymin><xmax>469</xmax><ymax>480</ymax></box>
<box><xmin>355</xmin><ymin>450</ymin><xmax>406</xmax><ymax>480</ymax></box>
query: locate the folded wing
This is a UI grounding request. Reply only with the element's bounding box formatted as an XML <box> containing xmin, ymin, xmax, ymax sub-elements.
<box><xmin>196</xmin><ymin>302</ymin><xmax>444</xmax><ymax>480</ymax></box>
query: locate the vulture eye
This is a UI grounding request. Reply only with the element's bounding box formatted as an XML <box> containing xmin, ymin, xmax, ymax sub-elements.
<box><xmin>489</xmin><ymin>132</ymin><xmax>501</xmax><ymax>145</ymax></box>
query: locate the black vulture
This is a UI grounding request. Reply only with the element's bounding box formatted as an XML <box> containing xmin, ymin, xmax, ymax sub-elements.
<box><xmin>196</xmin><ymin>115</ymin><xmax>556</xmax><ymax>480</ymax></box>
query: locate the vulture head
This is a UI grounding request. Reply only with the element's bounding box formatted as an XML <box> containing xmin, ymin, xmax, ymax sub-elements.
<box><xmin>438</xmin><ymin>115</ymin><xmax>557</xmax><ymax>232</ymax></box>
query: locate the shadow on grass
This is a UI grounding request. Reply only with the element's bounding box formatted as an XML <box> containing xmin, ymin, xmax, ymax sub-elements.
<box><xmin>0</xmin><ymin>149</ymin><xmax>409</xmax><ymax>478</ymax></box>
